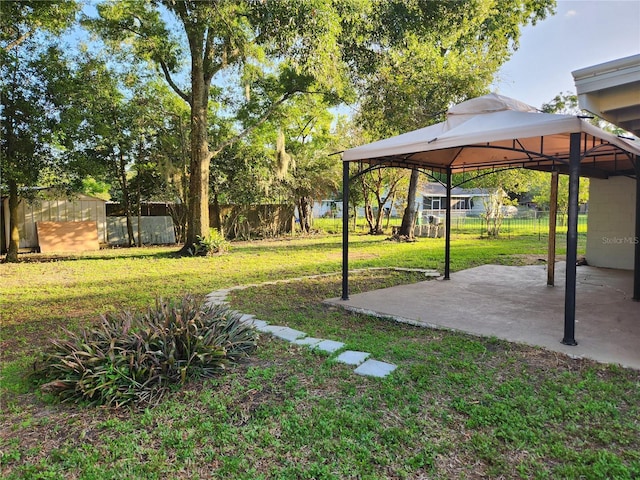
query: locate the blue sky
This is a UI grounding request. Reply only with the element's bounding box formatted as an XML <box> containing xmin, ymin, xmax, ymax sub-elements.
<box><xmin>492</xmin><ymin>0</ymin><xmax>640</xmax><ymax>109</ymax></box>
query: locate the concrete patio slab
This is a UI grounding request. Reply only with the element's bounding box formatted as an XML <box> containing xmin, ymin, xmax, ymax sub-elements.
<box><xmin>326</xmin><ymin>262</ymin><xmax>640</xmax><ymax>370</ymax></box>
<box><xmin>335</xmin><ymin>350</ymin><xmax>371</xmax><ymax>366</ymax></box>
<box><xmin>354</xmin><ymin>359</ymin><xmax>397</xmax><ymax>378</ymax></box>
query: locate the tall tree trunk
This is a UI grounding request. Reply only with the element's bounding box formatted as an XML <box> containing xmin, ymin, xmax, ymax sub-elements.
<box><xmin>136</xmin><ymin>185</ymin><xmax>142</xmax><ymax>247</ymax></box>
<box><xmin>5</xmin><ymin>180</ymin><xmax>20</xmax><ymax>262</ymax></box>
<box><xmin>399</xmin><ymin>169</ymin><xmax>419</xmax><ymax>238</ymax></box>
<box><xmin>351</xmin><ymin>204</ymin><xmax>358</xmax><ymax>231</ymax></box>
<box><xmin>119</xmin><ymin>152</ymin><xmax>135</xmax><ymax>247</ymax></box>
<box><xmin>373</xmin><ymin>197</ymin><xmax>385</xmax><ymax>234</ymax></box>
<box><xmin>181</xmin><ymin>32</ymin><xmax>211</xmax><ymax>253</ymax></box>
<box><xmin>361</xmin><ymin>177</ymin><xmax>375</xmax><ymax>234</ymax></box>
<box><xmin>212</xmin><ymin>190</ymin><xmax>222</xmax><ymax>235</ymax></box>
<box><xmin>298</xmin><ymin>196</ymin><xmax>312</xmax><ymax>233</ymax></box>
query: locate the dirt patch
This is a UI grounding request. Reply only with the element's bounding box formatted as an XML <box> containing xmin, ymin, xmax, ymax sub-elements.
<box><xmin>509</xmin><ymin>253</ymin><xmax>566</xmax><ymax>265</ymax></box>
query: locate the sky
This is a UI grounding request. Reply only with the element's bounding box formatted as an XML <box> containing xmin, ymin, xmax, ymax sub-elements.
<box><xmin>491</xmin><ymin>0</ymin><xmax>640</xmax><ymax>109</ymax></box>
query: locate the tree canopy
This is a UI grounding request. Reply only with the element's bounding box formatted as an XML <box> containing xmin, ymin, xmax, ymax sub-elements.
<box><xmin>1</xmin><ymin>0</ymin><xmax>87</xmax><ymax>262</ymax></box>
<box><xmin>1</xmin><ymin>0</ymin><xmax>562</xmax><ymax>260</ymax></box>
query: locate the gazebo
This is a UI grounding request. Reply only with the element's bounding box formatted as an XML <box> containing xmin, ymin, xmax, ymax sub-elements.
<box><xmin>340</xmin><ymin>93</ymin><xmax>640</xmax><ymax>346</ymax></box>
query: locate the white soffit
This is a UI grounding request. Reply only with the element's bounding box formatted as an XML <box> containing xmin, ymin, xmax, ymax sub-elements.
<box><xmin>572</xmin><ymin>54</ymin><xmax>640</xmax><ymax>136</ymax></box>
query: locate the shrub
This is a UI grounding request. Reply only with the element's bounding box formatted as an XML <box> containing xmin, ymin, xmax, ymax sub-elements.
<box><xmin>188</xmin><ymin>229</ymin><xmax>231</xmax><ymax>256</ymax></box>
<box><xmin>31</xmin><ymin>296</ymin><xmax>258</xmax><ymax>407</ymax></box>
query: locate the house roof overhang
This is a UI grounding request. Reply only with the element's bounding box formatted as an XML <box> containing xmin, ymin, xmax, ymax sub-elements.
<box><xmin>572</xmin><ymin>54</ymin><xmax>640</xmax><ymax>137</ymax></box>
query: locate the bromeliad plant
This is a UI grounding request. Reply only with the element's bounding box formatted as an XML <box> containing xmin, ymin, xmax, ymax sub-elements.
<box><xmin>31</xmin><ymin>296</ymin><xmax>258</xmax><ymax>407</ymax></box>
<box><xmin>188</xmin><ymin>228</ymin><xmax>231</xmax><ymax>256</ymax></box>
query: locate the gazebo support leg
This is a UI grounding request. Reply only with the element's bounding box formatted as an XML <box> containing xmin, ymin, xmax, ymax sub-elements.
<box><xmin>547</xmin><ymin>170</ymin><xmax>559</xmax><ymax>286</ymax></box>
<box><xmin>562</xmin><ymin>133</ymin><xmax>580</xmax><ymax>346</ymax></box>
<box><xmin>341</xmin><ymin>160</ymin><xmax>349</xmax><ymax>301</ymax></box>
<box><xmin>444</xmin><ymin>167</ymin><xmax>452</xmax><ymax>280</ymax></box>
<box><xmin>634</xmin><ymin>155</ymin><xmax>640</xmax><ymax>301</ymax></box>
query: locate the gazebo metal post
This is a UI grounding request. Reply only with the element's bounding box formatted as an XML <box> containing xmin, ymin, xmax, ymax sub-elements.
<box><xmin>547</xmin><ymin>170</ymin><xmax>559</xmax><ymax>286</ymax></box>
<box><xmin>341</xmin><ymin>160</ymin><xmax>350</xmax><ymax>301</ymax></box>
<box><xmin>444</xmin><ymin>167</ymin><xmax>452</xmax><ymax>280</ymax></box>
<box><xmin>562</xmin><ymin>133</ymin><xmax>581</xmax><ymax>346</ymax></box>
<box><xmin>634</xmin><ymin>155</ymin><xmax>640</xmax><ymax>301</ymax></box>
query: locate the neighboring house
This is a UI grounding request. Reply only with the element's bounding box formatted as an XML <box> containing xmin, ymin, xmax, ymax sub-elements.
<box><xmin>314</xmin><ymin>183</ymin><xmax>492</xmax><ymax>221</ymax></box>
<box><xmin>573</xmin><ymin>54</ymin><xmax>640</xmax><ymax>270</ymax></box>
<box><xmin>312</xmin><ymin>200</ymin><xmax>343</xmax><ymax>219</ymax></box>
<box><xmin>419</xmin><ymin>182</ymin><xmax>490</xmax><ymax>220</ymax></box>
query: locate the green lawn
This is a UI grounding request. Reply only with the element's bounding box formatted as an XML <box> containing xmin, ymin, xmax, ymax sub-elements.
<box><xmin>2</xmin><ymin>231</ymin><xmax>639</xmax><ymax>479</ymax></box>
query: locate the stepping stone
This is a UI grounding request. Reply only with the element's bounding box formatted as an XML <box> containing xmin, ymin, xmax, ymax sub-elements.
<box><xmin>205</xmin><ymin>297</ymin><xmax>228</xmax><ymax>306</ymax></box>
<box><xmin>314</xmin><ymin>339</ymin><xmax>345</xmax><ymax>353</ymax></box>
<box><xmin>335</xmin><ymin>350</ymin><xmax>370</xmax><ymax>366</ymax></box>
<box><xmin>244</xmin><ymin>318</ymin><xmax>269</xmax><ymax>329</ymax></box>
<box><xmin>293</xmin><ymin>337</ymin><xmax>323</xmax><ymax>347</ymax></box>
<box><xmin>206</xmin><ymin>290</ymin><xmax>229</xmax><ymax>300</ymax></box>
<box><xmin>354</xmin><ymin>359</ymin><xmax>397</xmax><ymax>378</ymax></box>
<box><xmin>256</xmin><ymin>324</ymin><xmax>282</xmax><ymax>333</ymax></box>
<box><xmin>270</xmin><ymin>327</ymin><xmax>307</xmax><ymax>342</ymax></box>
<box><xmin>258</xmin><ymin>325</ymin><xmax>306</xmax><ymax>342</ymax></box>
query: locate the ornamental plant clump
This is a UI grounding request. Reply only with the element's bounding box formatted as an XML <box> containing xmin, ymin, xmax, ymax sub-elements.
<box><xmin>188</xmin><ymin>229</ymin><xmax>231</xmax><ymax>256</ymax></box>
<box><xmin>31</xmin><ymin>296</ymin><xmax>258</xmax><ymax>407</ymax></box>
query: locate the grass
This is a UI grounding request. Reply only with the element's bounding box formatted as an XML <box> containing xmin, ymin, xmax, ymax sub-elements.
<box><xmin>3</xmin><ymin>230</ymin><xmax>637</xmax><ymax>479</ymax></box>
<box><xmin>0</xmin><ymin>232</ymin><xmax>566</xmax><ymax>358</ymax></box>
<box><xmin>314</xmin><ymin>213</ymin><xmax>589</xmax><ymax>237</ymax></box>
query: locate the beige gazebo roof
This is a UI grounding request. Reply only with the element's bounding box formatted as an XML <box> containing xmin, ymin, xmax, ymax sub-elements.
<box><xmin>343</xmin><ymin>93</ymin><xmax>640</xmax><ymax>178</ymax></box>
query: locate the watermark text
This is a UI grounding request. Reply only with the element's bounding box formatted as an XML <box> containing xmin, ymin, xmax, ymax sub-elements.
<box><xmin>602</xmin><ymin>236</ymin><xmax>639</xmax><ymax>245</ymax></box>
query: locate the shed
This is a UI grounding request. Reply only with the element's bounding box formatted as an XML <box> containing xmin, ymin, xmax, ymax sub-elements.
<box><xmin>1</xmin><ymin>192</ymin><xmax>107</xmax><ymax>253</ymax></box>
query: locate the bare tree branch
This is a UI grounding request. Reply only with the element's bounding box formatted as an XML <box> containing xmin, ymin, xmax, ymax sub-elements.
<box><xmin>159</xmin><ymin>60</ymin><xmax>190</xmax><ymax>104</ymax></box>
<box><xmin>3</xmin><ymin>30</ymin><xmax>34</xmax><ymax>51</ymax></box>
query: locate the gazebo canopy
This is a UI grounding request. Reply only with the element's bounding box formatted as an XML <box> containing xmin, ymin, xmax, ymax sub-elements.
<box><xmin>343</xmin><ymin>93</ymin><xmax>640</xmax><ymax>178</ymax></box>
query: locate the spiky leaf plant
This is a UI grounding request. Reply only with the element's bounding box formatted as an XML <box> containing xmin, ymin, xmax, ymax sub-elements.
<box><xmin>31</xmin><ymin>296</ymin><xmax>258</xmax><ymax>407</ymax></box>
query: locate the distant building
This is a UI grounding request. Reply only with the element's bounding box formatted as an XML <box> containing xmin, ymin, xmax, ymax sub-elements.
<box><xmin>418</xmin><ymin>182</ymin><xmax>490</xmax><ymax>220</ymax></box>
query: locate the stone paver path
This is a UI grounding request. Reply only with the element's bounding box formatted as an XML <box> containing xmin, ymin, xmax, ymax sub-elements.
<box><xmin>203</xmin><ymin>269</ymin><xmax>435</xmax><ymax>378</ymax></box>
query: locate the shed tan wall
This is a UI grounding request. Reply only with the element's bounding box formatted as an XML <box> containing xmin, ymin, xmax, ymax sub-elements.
<box><xmin>36</xmin><ymin>221</ymin><xmax>100</xmax><ymax>253</ymax></box>
<box><xmin>586</xmin><ymin>176</ymin><xmax>637</xmax><ymax>270</ymax></box>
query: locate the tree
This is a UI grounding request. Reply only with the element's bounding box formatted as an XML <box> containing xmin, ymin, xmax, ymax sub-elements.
<box><xmin>87</xmin><ymin>0</ymin><xmax>360</xmax><ymax>252</ymax></box>
<box><xmin>1</xmin><ymin>1</ymin><xmax>85</xmax><ymax>262</ymax></box>
<box><xmin>481</xmin><ymin>187</ymin><xmax>514</xmax><ymax>237</ymax></box>
<box><xmin>355</xmin><ymin>0</ymin><xmax>555</xmax><ymax>238</ymax></box>
<box><xmin>1</xmin><ymin>1</ymin><xmax>78</xmax><ymax>52</ymax></box>
<box><xmin>270</xmin><ymin>94</ymin><xmax>343</xmax><ymax>233</ymax></box>
<box><xmin>398</xmin><ymin>169</ymin><xmax>420</xmax><ymax>237</ymax></box>
<box><xmin>359</xmin><ymin>167</ymin><xmax>407</xmax><ymax>235</ymax></box>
